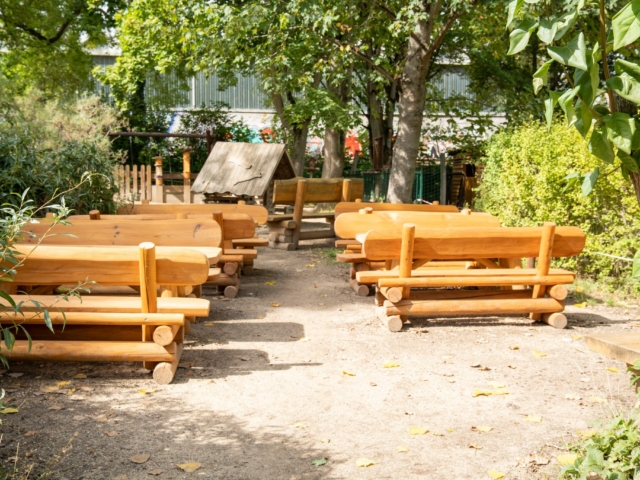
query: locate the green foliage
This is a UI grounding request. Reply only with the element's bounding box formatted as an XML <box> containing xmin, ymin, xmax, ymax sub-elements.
<box><xmin>476</xmin><ymin>121</ymin><xmax>640</xmax><ymax>277</ymax></box>
<box><xmin>0</xmin><ymin>92</ymin><xmax>120</xmax><ymax>213</ymax></box>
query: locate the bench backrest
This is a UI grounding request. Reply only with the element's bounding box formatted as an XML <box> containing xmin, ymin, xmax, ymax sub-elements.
<box><xmin>21</xmin><ymin>219</ymin><xmax>222</xmax><ymax>248</ymax></box>
<box><xmin>117</xmin><ymin>203</ymin><xmax>269</xmax><ymax>225</ymax></box>
<box><xmin>335</xmin><ymin>202</ymin><xmax>459</xmax><ymax>217</ymax></box>
<box><xmin>335</xmin><ymin>211</ymin><xmax>501</xmax><ymax>239</ymax></box>
<box><xmin>8</xmin><ymin>244</ymin><xmax>209</xmax><ymax>286</ymax></box>
<box><xmin>68</xmin><ymin>213</ymin><xmax>255</xmax><ymax>241</ymax></box>
<box><xmin>361</xmin><ymin>225</ymin><xmax>586</xmax><ymax>261</ymax></box>
<box><xmin>273</xmin><ymin>178</ymin><xmax>364</xmax><ymax>205</ymax></box>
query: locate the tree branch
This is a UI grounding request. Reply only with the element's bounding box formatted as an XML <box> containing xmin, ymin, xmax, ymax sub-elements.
<box><xmin>14</xmin><ymin>5</ymin><xmax>83</xmax><ymax>45</ymax></box>
<box><xmin>319</xmin><ymin>34</ymin><xmax>396</xmax><ymax>83</ymax></box>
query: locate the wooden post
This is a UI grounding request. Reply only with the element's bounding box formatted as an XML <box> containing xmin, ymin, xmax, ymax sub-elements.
<box><xmin>124</xmin><ymin>165</ymin><xmax>130</xmax><ymax>199</ymax></box>
<box><xmin>399</xmin><ymin>223</ymin><xmax>416</xmax><ymax>300</ymax></box>
<box><xmin>133</xmin><ymin>165</ymin><xmax>138</xmax><ymax>201</ymax></box>
<box><xmin>183</xmin><ymin>148</ymin><xmax>192</xmax><ymax>204</ymax></box>
<box><xmin>146</xmin><ymin>165</ymin><xmax>153</xmax><ymax>202</ymax></box>
<box><xmin>439</xmin><ymin>153</ymin><xmax>447</xmax><ymax>205</ymax></box>
<box><xmin>342</xmin><ymin>179</ymin><xmax>352</xmax><ymax>202</ymax></box>
<box><xmin>211</xmin><ymin>210</ymin><xmax>225</xmax><ymax>249</ymax></box>
<box><xmin>89</xmin><ymin>210</ymin><xmax>101</xmax><ymax>220</ymax></box>
<box><xmin>139</xmin><ymin>242</ymin><xmax>158</xmax><ymax>370</ymax></box>
<box><xmin>154</xmin><ymin>157</ymin><xmax>163</xmax><ymax>204</ymax></box>
<box><xmin>531</xmin><ymin>222</ymin><xmax>555</xmax><ymax>322</ymax></box>
<box><xmin>291</xmin><ymin>179</ymin><xmax>307</xmax><ymax>249</ymax></box>
<box><xmin>206</xmin><ymin>129</ymin><xmax>213</xmax><ymax>154</ymax></box>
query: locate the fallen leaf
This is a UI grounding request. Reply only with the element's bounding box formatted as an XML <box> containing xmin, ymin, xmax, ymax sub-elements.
<box><xmin>73</xmin><ymin>374</ymin><xmax>87</xmax><ymax>379</ymax></box>
<box><xmin>480</xmin><ymin>366</ymin><xmax>491</xmax><ymax>371</ymax></box>
<box><xmin>356</xmin><ymin>458</ymin><xmax>376</xmax><ymax>468</ymax></box>
<box><xmin>48</xmin><ymin>405</ymin><xmax>62</xmax><ymax>411</ymax></box>
<box><xmin>138</xmin><ymin>389</ymin><xmax>156</xmax><ymax>395</ymax></box>
<box><xmin>468</xmin><ymin>443</ymin><xmax>482</xmax><ymax>449</ymax></box>
<box><xmin>299</xmin><ymin>336</ymin><xmax>310</xmax><ymax>342</ymax></box>
<box><xmin>525</xmin><ymin>415</ymin><xmax>542</xmax><ymax>423</ymax></box>
<box><xmin>204</xmin><ymin>322</ymin><xmax>214</xmax><ymax>327</ymax></box>
<box><xmin>322</xmin><ymin>294</ymin><xmax>328</xmax><ymax>298</ymax></box>
<box><xmin>577</xmin><ymin>429</ymin><xmax>597</xmax><ymax>438</ymax></box>
<box><xmin>607</xmin><ymin>367</ymin><xmax>619</xmax><ymax>373</ymax></box>
<box><xmin>105</xmin><ymin>431</ymin><xmax>118</xmax><ymax>437</ymax></box>
<box><xmin>57</xmin><ymin>381</ymin><xmax>70</xmax><ymax>387</ymax></box>
<box><xmin>271</xmin><ymin>302</ymin><xmax>280</xmax><ymax>307</ymax></box>
<box><xmin>557</xmin><ymin>453</ymin><xmax>578</xmax><ymax>465</ymax></box>
<box><xmin>311</xmin><ymin>458</ymin><xmax>327</xmax><ymax>467</ymax></box>
<box><xmin>491</xmin><ymin>388</ymin><xmax>510</xmax><ymax>396</ymax></box>
<box><xmin>293</xmin><ymin>422</ymin><xmax>307</xmax><ymax>428</ymax></box>
<box><xmin>470</xmin><ymin>363</ymin><xmax>481</xmax><ymax>368</ymax></box>
<box><xmin>95</xmin><ymin>416</ymin><xmax>108</xmax><ymax>423</ymax></box>
<box><xmin>396</xmin><ymin>445</ymin><xmax>409</xmax><ymax>453</ymax></box>
<box><xmin>176</xmin><ymin>462</ymin><xmax>201</xmax><ymax>473</ymax></box>
<box><xmin>590</xmin><ymin>396</ymin><xmax>607</xmax><ymax>404</ymax></box>
<box><xmin>40</xmin><ymin>386</ymin><xmax>59</xmax><ymax>393</ymax></box>
<box><xmin>488</xmin><ymin>381</ymin><xmax>505</xmax><ymax>388</ymax></box>
<box><xmin>472</xmin><ymin>426</ymin><xmax>493</xmax><ymax>433</ymax></box>
<box><xmin>306</xmin><ymin>264</ymin><xmax>315</xmax><ymax>268</ymax></box>
<box><xmin>408</xmin><ymin>426</ymin><xmax>428</xmax><ymax>436</ymax></box>
<box><xmin>147</xmin><ymin>470</ymin><xmax>163</xmax><ymax>476</ymax></box>
<box><xmin>509</xmin><ymin>346</ymin><xmax>519</xmax><ymax>350</ymax></box>
<box><xmin>318</xmin><ymin>438</ymin><xmax>330</xmax><ymax>444</ymax></box>
<box><xmin>488</xmin><ymin>470</ymin><xmax>505</xmax><ymax>479</ymax></box>
<box><xmin>383</xmin><ymin>361</ymin><xmax>400</xmax><ymax>368</ymax></box>
<box><xmin>0</xmin><ymin>408</ymin><xmax>18</xmax><ymax>414</ymax></box>
<box><xmin>130</xmin><ymin>454</ymin><xmax>151</xmax><ymax>464</ymax></box>
<box><xmin>571</xmin><ymin>335</ymin><xmax>582</xmax><ymax>340</ymax></box>
<box><xmin>24</xmin><ymin>431</ymin><xmax>37</xmax><ymax>437</ymax></box>
<box><xmin>342</xmin><ymin>370</ymin><xmax>355</xmax><ymax>376</ymax></box>
<box><xmin>508</xmin><ymin>365</ymin><xmax>516</xmax><ymax>369</ymax></box>
<box><xmin>574</xmin><ymin>302</ymin><xmax>587</xmax><ymax>308</ymax></box>
<box><xmin>532</xmin><ymin>350</ymin><xmax>547</xmax><ymax>358</ymax></box>
<box><xmin>472</xmin><ymin>389</ymin><xmax>494</xmax><ymax>397</ymax></box>
<box><xmin>112</xmin><ymin>476</ymin><xmax>128</xmax><ymax>480</ymax></box>
<box><xmin>432</xmin><ymin>432</ymin><xmax>444</xmax><ymax>436</ymax></box>
<box><xmin>265</xmin><ymin>281</ymin><xmax>276</xmax><ymax>286</ymax></box>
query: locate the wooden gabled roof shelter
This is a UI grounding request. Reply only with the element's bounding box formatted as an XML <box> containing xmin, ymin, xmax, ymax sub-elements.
<box><xmin>191</xmin><ymin>143</ymin><xmax>296</xmax><ymax>197</ymax></box>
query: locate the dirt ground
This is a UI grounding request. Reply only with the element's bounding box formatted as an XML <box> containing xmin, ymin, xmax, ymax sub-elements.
<box><xmin>0</xmin><ymin>227</ymin><xmax>638</xmax><ymax>480</ymax></box>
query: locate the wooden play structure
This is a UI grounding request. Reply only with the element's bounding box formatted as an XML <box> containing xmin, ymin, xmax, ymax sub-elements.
<box><xmin>355</xmin><ymin>222</ymin><xmax>585</xmax><ymax>331</ymax></box>
<box><xmin>0</xmin><ymin>244</ymin><xmax>215</xmax><ymax>384</ymax></box>
<box><xmin>267</xmin><ymin>177</ymin><xmax>364</xmax><ymax>250</ymax></box>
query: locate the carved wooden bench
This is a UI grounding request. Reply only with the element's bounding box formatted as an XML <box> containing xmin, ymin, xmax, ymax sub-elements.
<box><xmin>0</xmin><ymin>243</ymin><xmax>211</xmax><ymax>384</ymax></box>
<box><xmin>356</xmin><ymin>222</ymin><xmax>585</xmax><ymax>331</ymax></box>
<box><xmin>267</xmin><ymin>178</ymin><xmax>364</xmax><ymax>250</ymax></box>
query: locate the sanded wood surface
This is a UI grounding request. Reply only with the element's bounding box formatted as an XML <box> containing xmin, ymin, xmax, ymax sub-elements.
<box><xmin>273</xmin><ymin>177</ymin><xmax>365</xmax><ymax>204</ymax></box>
<box><xmin>361</xmin><ymin>226</ymin><xmax>585</xmax><ymax>261</ymax></box>
<box><xmin>373</xmin><ymin>273</ymin><xmax>575</xmax><ymax>288</ymax></box>
<box><xmin>10</xmin><ymin>245</ymin><xmax>211</xmax><ymax>286</ymax></box>
<box><xmin>335</xmin><ymin>202</ymin><xmax>459</xmax><ymax>216</ymax></box>
<box><xmin>232</xmin><ymin>238</ymin><xmax>268</xmax><ymax>247</ymax></box>
<box><xmin>0</xmin><ymin>311</ymin><xmax>184</xmax><ymax>326</ymax></box>
<box><xmin>22</xmin><ymin>219</ymin><xmax>222</xmax><ymax>248</ymax></box>
<box><xmin>117</xmin><ymin>203</ymin><xmax>269</xmax><ymax>225</ymax></box>
<box><xmin>382</xmin><ymin>297</ymin><xmax>564</xmax><ymax>316</ymax></box>
<box><xmin>584</xmin><ymin>334</ymin><xmax>640</xmax><ymax>365</ymax></box>
<box><xmin>0</xmin><ymin>295</ymin><xmax>210</xmax><ymax>316</ymax></box>
<box><xmin>335</xmin><ymin>211</ymin><xmax>500</xmax><ymax>240</ymax></box>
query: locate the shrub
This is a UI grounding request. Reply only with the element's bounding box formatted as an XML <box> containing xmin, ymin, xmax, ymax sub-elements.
<box><xmin>476</xmin><ymin>121</ymin><xmax>640</xmax><ymax>278</ymax></box>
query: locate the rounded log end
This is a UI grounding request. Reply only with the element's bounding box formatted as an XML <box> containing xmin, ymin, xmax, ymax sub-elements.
<box><xmin>152</xmin><ymin>326</ymin><xmax>174</xmax><ymax>347</ymax></box>
<box><xmin>153</xmin><ymin>362</ymin><xmax>176</xmax><ymax>385</ymax></box>
<box><xmin>549</xmin><ymin>285</ymin><xmax>568</xmax><ymax>301</ymax></box>
<box><xmin>386</xmin><ymin>316</ymin><xmax>404</xmax><ymax>332</ymax></box>
<box><xmin>242</xmin><ymin>265</ymin><xmax>254</xmax><ymax>276</ymax></box>
<box><xmin>224</xmin><ymin>285</ymin><xmax>238</xmax><ymax>299</ymax></box>
<box><xmin>386</xmin><ymin>287</ymin><xmax>403</xmax><ymax>303</ymax></box>
<box><xmin>356</xmin><ymin>284</ymin><xmax>370</xmax><ymax>297</ymax></box>
<box><xmin>542</xmin><ymin>312</ymin><xmax>567</xmax><ymax>329</ymax></box>
<box><xmin>223</xmin><ymin>262</ymin><xmax>238</xmax><ymax>275</ymax></box>
<box><xmin>355</xmin><ymin>263</ymin><xmax>371</xmax><ymax>272</ymax></box>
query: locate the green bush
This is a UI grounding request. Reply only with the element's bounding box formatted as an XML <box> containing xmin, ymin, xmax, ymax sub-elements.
<box><xmin>476</xmin><ymin>121</ymin><xmax>640</xmax><ymax>278</ymax></box>
<box><xmin>0</xmin><ymin>92</ymin><xmax>120</xmax><ymax>214</ymax></box>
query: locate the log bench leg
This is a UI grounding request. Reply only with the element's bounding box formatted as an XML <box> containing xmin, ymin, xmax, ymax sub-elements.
<box><xmin>153</xmin><ymin>343</ymin><xmax>183</xmax><ymax>385</ymax></box>
<box><xmin>376</xmin><ymin>306</ymin><xmax>403</xmax><ymax>332</ymax></box>
<box><xmin>349</xmin><ymin>278</ymin><xmax>370</xmax><ymax>296</ymax></box>
<box><xmin>242</xmin><ymin>258</ymin><xmax>254</xmax><ymax>276</ymax></box>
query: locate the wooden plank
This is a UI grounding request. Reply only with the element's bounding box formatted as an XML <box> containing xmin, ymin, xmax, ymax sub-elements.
<box><xmin>1</xmin><ymin>295</ymin><xmax>210</xmax><ymax>316</ymax></box>
<box><xmin>361</xmin><ymin>226</ymin><xmax>585</xmax><ymax>261</ymax></box>
<box><xmin>273</xmin><ymin>177</ymin><xmax>364</xmax><ymax>204</ymax></box>
<box><xmin>117</xmin><ymin>203</ymin><xmax>269</xmax><ymax>225</ymax></box>
<box><xmin>232</xmin><ymin>237</ymin><xmax>268</xmax><ymax>247</ymax></box>
<box><xmin>298</xmin><ymin>229</ymin><xmax>335</xmax><ymax>240</ymax></box>
<box><xmin>11</xmin><ymin>245</ymin><xmax>210</xmax><ymax>286</ymax></box>
<box><xmin>384</xmin><ymin>297</ymin><xmax>564</xmax><ymax>316</ymax></box>
<box><xmin>0</xmin><ymin>311</ymin><xmax>184</xmax><ymax>325</ymax></box>
<box><xmin>357</xmin><ymin>267</ymin><xmax>575</xmax><ymax>282</ymax></box>
<box><xmin>335</xmin><ymin>201</ymin><xmax>459</xmax><ymax>217</ymax></box>
<box><xmin>374</xmin><ymin>274</ymin><xmax>575</xmax><ymax>288</ymax></box>
<box><xmin>0</xmin><ymin>340</ymin><xmax>177</xmax><ymax>362</ymax></box>
<box><xmin>584</xmin><ymin>334</ymin><xmax>640</xmax><ymax>365</ymax></box>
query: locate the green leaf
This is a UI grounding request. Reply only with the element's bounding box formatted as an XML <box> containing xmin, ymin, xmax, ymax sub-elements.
<box><xmin>632</xmin><ymin>249</ymin><xmax>640</xmax><ymax>278</ymax></box>
<box><xmin>618</xmin><ymin>151</ymin><xmax>640</xmax><ymax>173</ymax></box>
<box><xmin>43</xmin><ymin>310</ymin><xmax>54</xmax><ymax>333</ymax></box>
<box><xmin>0</xmin><ymin>290</ymin><xmax>15</xmax><ymax>308</ymax></box>
<box><xmin>574</xmin><ymin>100</ymin><xmax>594</xmax><ymax>138</ymax></box>
<box><xmin>588</xmin><ymin>126</ymin><xmax>615</xmax><ymax>163</ymax></box>
<box><xmin>581</xmin><ymin>168</ymin><xmax>599</xmax><ymax>196</ymax></box>
<box><xmin>612</xmin><ymin>0</ymin><xmax>640</xmax><ymax>50</ymax></box>
<box><xmin>558</xmin><ymin>86</ymin><xmax>580</xmax><ymax>126</ymax></box>
<box><xmin>562</xmin><ymin>173</ymin><xmax>580</xmax><ymax>193</ymax></box>
<box><xmin>3</xmin><ymin>329</ymin><xmax>14</xmax><ymax>351</ymax></box>
<box><xmin>604</xmin><ymin>112</ymin><xmax>636</xmax><ymax>153</ymax></box>
<box><xmin>544</xmin><ymin>91</ymin><xmax>561</xmax><ymax>128</ymax></box>
<box><xmin>537</xmin><ymin>17</ymin><xmax>558</xmax><ymax>44</ymax></box>
<box><xmin>547</xmin><ymin>33</ymin><xmax>588</xmax><ymax>71</ymax></box>
<box><xmin>508</xmin><ymin>18</ymin><xmax>538</xmax><ymax>55</ymax></box>
<box><xmin>607</xmin><ymin>58</ymin><xmax>640</xmax><ymax>104</ymax></box>
<box><xmin>554</xmin><ymin>9</ymin><xmax>578</xmax><ymax>41</ymax></box>
<box><xmin>311</xmin><ymin>458</ymin><xmax>327</xmax><ymax>467</ymax></box>
<box><xmin>533</xmin><ymin>60</ymin><xmax>553</xmax><ymax>95</ymax></box>
<box><xmin>574</xmin><ymin>58</ymin><xmax>600</xmax><ymax>106</ymax></box>
<box><xmin>506</xmin><ymin>0</ymin><xmax>525</xmax><ymax>29</ymax></box>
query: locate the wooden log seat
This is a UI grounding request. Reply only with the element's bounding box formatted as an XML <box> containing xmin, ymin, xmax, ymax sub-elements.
<box><xmin>116</xmin><ymin>203</ymin><xmax>269</xmax><ymax>225</ymax></box>
<box><xmin>356</xmin><ymin>222</ymin><xmax>585</xmax><ymax>331</ymax></box>
<box><xmin>0</xmin><ymin>243</ymin><xmax>211</xmax><ymax>384</ymax></box>
<box><xmin>584</xmin><ymin>334</ymin><xmax>640</xmax><ymax>368</ymax></box>
<box><xmin>267</xmin><ymin>177</ymin><xmax>364</xmax><ymax>250</ymax></box>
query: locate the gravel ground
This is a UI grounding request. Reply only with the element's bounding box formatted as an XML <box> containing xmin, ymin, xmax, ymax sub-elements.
<box><xmin>0</xmin><ymin>233</ymin><xmax>637</xmax><ymax>480</ymax></box>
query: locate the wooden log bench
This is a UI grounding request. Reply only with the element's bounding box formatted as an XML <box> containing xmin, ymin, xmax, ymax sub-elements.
<box><xmin>267</xmin><ymin>177</ymin><xmax>364</xmax><ymax>250</ymax></box>
<box><xmin>334</xmin><ymin>209</ymin><xmax>502</xmax><ymax>296</ymax></box>
<box><xmin>356</xmin><ymin>222</ymin><xmax>585</xmax><ymax>331</ymax></box>
<box><xmin>584</xmin><ymin>334</ymin><xmax>640</xmax><ymax>370</ymax></box>
<box><xmin>0</xmin><ymin>243</ymin><xmax>211</xmax><ymax>384</ymax></box>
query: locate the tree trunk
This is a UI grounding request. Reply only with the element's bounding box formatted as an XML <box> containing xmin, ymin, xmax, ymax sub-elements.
<box><xmin>321</xmin><ymin>127</ymin><xmax>345</xmax><ymax>178</ymax></box>
<box><xmin>615</xmin><ymin>93</ymin><xmax>640</xmax><ymax>205</ymax></box>
<box><xmin>387</xmin><ymin>21</ymin><xmax>432</xmax><ymax>203</ymax></box>
<box><xmin>383</xmin><ymin>79</ymin><xmax>398</xmax><ymax>167</ymax></box>
<box><xmin>291</xmin><ymin>124</ymin><xmax>310</xmax><ymax>176</ymax></box>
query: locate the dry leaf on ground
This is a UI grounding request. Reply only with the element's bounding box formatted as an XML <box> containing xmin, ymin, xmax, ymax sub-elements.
<box><xmin>0</xmin><ymin>408</ymin><xmax>18</xmax><ymax>414</ymax></box>
<box><xmin>204</xmin><ymin>322</ymin><xmax>214</xmax><ymax>327</ymax></box>
<box><xmin>491</xmin><ymin>388</ymin><xmax>510</xmax><ymax>396</ymax></box>
<box><xmin>130</xmin><ymin>454</ymin><xmax>151</xmax><ymax>464</ymax></box>
<box><xmin>40</xmin><ymin>386</ymin><xmax>59</xmax><ymax>393</ymax></box>
<box><xmin>383</xmin><ymin>361</ymin><xmax>399</xmax><ymax>368</ymax></box>
<box><xmin>48</xmin><ymin>405</ymin><xmax>62</xmax><ymax>411</ymax></box>
<box><xmin>318</xmin><ymin>438</ymin><xmax>330</xmax><ymax>444</ymax></box>
<box><xmin>293</xmin><ymin>422</ymin><xmax>307</xmax><ymax>428</ymax></box>
<box><xmin>572</xmin><ymin>335</ymin><xmax>582</xmax><ymax>340</ymax></box>
<box><xmin>574</xmin><ymin>302</ymin><xmax>587</xmax><ymax>308</ymax></box>
<box><xmin>509</xmin><ymin>346</ymin><xmax>519</xmax><ymax>350</ymax></box>
<box><xmin>472</xmin><ymin>426</ymin><xmax>493</xmax><ymax>433</ymax></box>
<box><xmin>488</xmin><ymin>470</ymin><xmax>505</xmax><ymax>479</ymax></box>
<box><xmin>271</xmin><ymin>302</ymin><xmax>281</xmax><ymax>307</ymax></box>
<box><xmin>105</xmin><ymin>431</ymin><xmax>118</xmax><ymax>437</ymax></box>
<box><xmin>472</xmin><ymin>389</ymin><xmax>494</xmax><ymax>397</ymax></box>
<box><xmin>24</xmin><ymin>431</ymin><xmax>37</xmax><ymax>437</ymax></box>
<box><xmin>607</xmin><ymin>367</ymin><xmax>619</xmax><ymax>373</ymax></box>
<box><xmin>356</xmin><ymin>458</ymin><xmax>376</xmax><ymax>467</ymax></box>
<box><xmin>306</xmin><ymin>264</ymin><xmax>315</xmax><ymax>268</ymax></box>
<box><xmin>265</xmin><ymin>281</ymin><xmax>276</xmax><ymax>286</ymax></box>
<box><xmin>525</xmin><ymin>415</ymin><xmax>542</xmax><ymax>423</ymax></box>
<box><xmin>148</xmin><ymin>470</ymin><xmax>163</xmax><ymax>476</ymax></box>
<box><xmin>557</xmin><ymin>453</ymin><xmax>578</xmax><ymax>465</ymax></box>
<box><xmin>57</xmin><ymin>381</ymin><xmax>70</xmax><ymax>387</ymax></box>
<box><xmin>342</xmin><ymin>370</ymin><xmax>355</xmax><ymax>376</ymax></box>
<box><xmin>73</xmin><ymin>374</ymin><xmax>87</xmax><ymax>379</ymax></box>
<box><xmin>468</xmin><ymin>443</ymin><xmax>482</xmax><ymax>449</ymax></box>
<box><xmin>176</xmin><ymin>463</ymin><xmax>201</xmax><ymax>473</ymax></box>
<box><xmin>396</xmin><ymin>445</ymin><xmax>409</xmax><ymax>453</ymax></box>
<box><xmin>299</xmin><ymin>336</ymin><xmax>309</xmax><ymax>342</ymax></box>
<box><xmin>532</xmin><ymin>350</ymin><xmax>547</xmax><ymax>357</ymax></box>
<box><xmin>408</xmin><ymin>426</ymin><xmax>428</xmax><ymax>435</ymax></box>
<box><xmin>139</xmin><ymin>389</ymin><xmax>156</xmax><ymax>395</ymax></box>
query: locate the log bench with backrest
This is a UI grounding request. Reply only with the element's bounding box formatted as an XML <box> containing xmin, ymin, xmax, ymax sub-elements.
<box><xmin>267</xmin><ymin>177</ymin><xmax>364</xmax><ymax>250</ymax></box>
<box><xmin>355</xmin><ymin>222</ymin><xmax>585</xmax><ymax>331</ymax></box>
<box><xmin>116</xmin><ymin>203</ymin><xmax>269</xmax><ymax>275</ymax></box>
<box><xmin>0</xmin><ymin>243</ymin><xmax>211</xmax><ymax>384</ymax></box>
<box><xmin>20</xmin><ymin>217</ymin><xmax>244</xmax><ymax>298</ymax></box>
<box><xmin>334</xmin><ymin>209</ymin><xmax>502</xmax><ymax>296</ymax></box>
